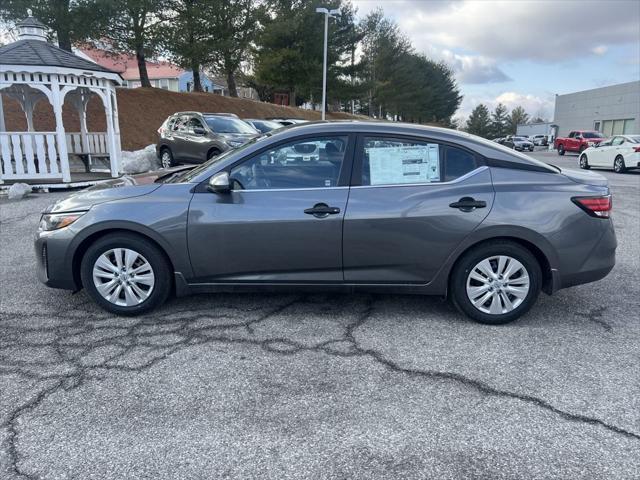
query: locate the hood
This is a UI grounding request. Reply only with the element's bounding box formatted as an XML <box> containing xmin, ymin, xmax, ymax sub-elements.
<box><xmin>220</xmin><ymin>132</ymin><xmax>256</xmax><ymax>143</ymax></box>
<box><xmin>559</xmin><ymin>167</ymin><xmax>608</xmax><ymax>187</ymax></box>
<box><xmin>44</xmin><ymin>166</ymin><xmax>193</xmax><ymax>214</ymax></box>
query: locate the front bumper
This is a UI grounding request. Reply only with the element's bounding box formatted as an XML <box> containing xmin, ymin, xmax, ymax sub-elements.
<box><xmin>34</xmin><ymin>227</ymin><xmax>80</xmax><ymax>291</ymax></box>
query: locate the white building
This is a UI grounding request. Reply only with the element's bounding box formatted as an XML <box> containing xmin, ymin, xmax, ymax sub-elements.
<box><xmin>553</xmin><ymin>81</ymin><xmax>639</xmax><ymax>138</ymax></box>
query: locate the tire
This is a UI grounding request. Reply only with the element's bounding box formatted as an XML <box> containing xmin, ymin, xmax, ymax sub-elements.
<box><xmin>160</xmin><ymin>148</ymin><xmax>174</xmax><ymax>169</ymax></box>
<box><xmin>449</xmin><ymin>241</ymin><xmax>542</xmax><ymax>325</ymax></box>
<box><xmin>614</xmin><ymin>155</ymin><xmax>626</xmax><ymax>173</ymax></box>
<box><xmin>558</xmin><ymin>144</ymin><xmax>565</xmax><ymax>156</ymax></box>
<box><xmin>207</xmin><ymin>148</ymin><xmax>222</xmax><ymax>161</ymax></box>
<box><xmin>80</xmin><ymin>233</ymin><xmax>172</xmax><ymax>316</ymax></box>
<box><xmin>579</xmin><ymin>154</ymin><xmax>590</xmax><ymax>169</ymax></box>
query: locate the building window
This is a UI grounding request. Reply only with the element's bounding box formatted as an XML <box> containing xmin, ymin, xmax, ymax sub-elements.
<box><xmin>602</xmin><ymin>118</ymin><xmax>635</xmax><ymax>136</ymax></box>
<box><xmin>594</xmin><ymin>121</ymin><xmax>600</xmax><ymax>131</ymax></box>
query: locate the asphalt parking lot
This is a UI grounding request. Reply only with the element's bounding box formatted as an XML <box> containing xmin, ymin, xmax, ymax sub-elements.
<box><xmin>1</xmin><ymin>150</ymin><xmax>639</xmax><ymax>479</ymax></box>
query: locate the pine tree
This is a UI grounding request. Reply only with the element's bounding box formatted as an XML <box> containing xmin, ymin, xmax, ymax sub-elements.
<box><xmin>490</xmin><ymin>103</ymin><xmax>509</xmax><ymax>138</ymax></box>
<box><xmin>465</xmin><ymin>104</ymin><xmax>492</xmax><ymax>138</ymax></box>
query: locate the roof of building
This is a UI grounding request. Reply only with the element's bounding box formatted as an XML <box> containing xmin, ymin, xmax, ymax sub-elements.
<box><xmin>0</xmin><ymin>39</ymin><xmax>119</xmax><ymax>74</ymax></box>
<box><xmin>16</xmin><ymin>15</ymin><xmax>47</xmax><ymax>28</ymax></box>
<box><xmin>80</xmin><ymin>47</ymin><xmax>185</xmax><ymax>81</ymax></box>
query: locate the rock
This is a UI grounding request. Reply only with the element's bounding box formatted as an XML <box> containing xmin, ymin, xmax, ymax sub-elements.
<box><xmin>7</xmin><ymin>182</ymin><xmax>32</xmax><ymax>200</ymax></box>
<box><xmin>120</xmin><ymin>145</ymin><xmax>161</xmax><ymax>174</ymax></box>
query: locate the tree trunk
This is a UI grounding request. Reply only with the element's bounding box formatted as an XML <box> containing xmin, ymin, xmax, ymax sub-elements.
<box><xmin>54</xmin><ymin>0</ymin><xmax>72</xmax><ymax>51</ymax></box>
<box><xmin>289</xmin><ymin>88</ymin><xmax>296</xmax><ymax>107</ymax></box>
<box><xmin>136</xmin><ymin>44</ymin><xmax>152</xmax><ymax>88</ymax></box>
<box><xmin>192</xmin><ymin>64</ymin><xmax>203</xmax><ymax>92</ymax></box>
<box><xmin>56</xmin><ymin>28</ymin><xmax>72</xmax><ymax>51</ymax></box>
<box><xmin>227</xmin><ymin>71</ymin><xmax>238</xmax><ymax>97</ymax></box>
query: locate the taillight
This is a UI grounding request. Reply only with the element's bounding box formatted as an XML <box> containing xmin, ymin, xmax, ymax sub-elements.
<box><xmin>633</xmin><ymin>146</ymin><xmax>640</xmax><ymax>153</ymax></box>
<box><xmin>157</xmin><ymin>127</ymin><xmax>164</xmax><ymax>135</ymax></box>
<box><xmin>572</xmin><ymin>195</ymin><xmax>612</xmax><ymax>218</ymax></box>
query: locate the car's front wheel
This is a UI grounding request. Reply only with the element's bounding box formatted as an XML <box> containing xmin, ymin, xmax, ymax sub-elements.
<box><xmin>450</xmin><ymin>241</ymin><xmax>542</xmax><ymax>325</ymax></box>
<box><xmin>80</xmin><ymin>233</ymin><xmax>172</xmax><ymax>315</ymax></box>
<box><xmin>579</xmin><ymin>154</ymin><xmax>590</xmax><ymax>169</ymax></box>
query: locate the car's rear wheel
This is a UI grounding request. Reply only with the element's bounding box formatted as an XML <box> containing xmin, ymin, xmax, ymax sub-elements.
<box><xmin>80</xmin><ymin>233</ymin><xmax>171</xmax><ymax>316</ymax></box>
<box><xmin>558</xmin><ymin>144</ymin><xmax>565</xmax><ymax>155</ymax></box>
<box><xmin>450</xmin><ymin>241</ymin><xmax>542</xmax><ymax>325</ymax></box>
<box><xmin>160</xmin><ymin>148</ymin><xmax>174</xmax><ymax>169</ymax></box>
<box><xmin>579</xmin><ymin>154</ymin><xmax>590</xmax><ymax>169</ymax></box>
<box><xmin>614</xmin><ymin>155</ymin><xmax>626</xmax><ymax>173</ymax></box>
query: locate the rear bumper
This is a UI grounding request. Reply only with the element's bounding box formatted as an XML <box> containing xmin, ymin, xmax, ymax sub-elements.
<box><xmin>557</xmin><ymin>220</ymin><xmax>616</xmax><ymax>289</ymax></box>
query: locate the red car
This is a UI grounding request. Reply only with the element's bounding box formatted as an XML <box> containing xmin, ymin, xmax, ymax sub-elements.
<box><xmin>554</xmin><ymin>130</ymin><xmax>606</xmax><ymax>155</ymax></box>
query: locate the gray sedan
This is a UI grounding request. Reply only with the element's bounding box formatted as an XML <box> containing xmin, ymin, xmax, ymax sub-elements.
<box><xmin>35</xmin><ymin>122</ymin><xmax>616</xmax><ymax>324</ymax></box>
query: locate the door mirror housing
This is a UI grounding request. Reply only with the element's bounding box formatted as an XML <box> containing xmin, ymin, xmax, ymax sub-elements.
<box><xmin>193</xmin><ymin>127</ymin><xmax>206</xmax><ymax>136</ymax></box>
<box><xmin>207</xmin><ymin>171</ymin><xmax>231</xmax><ymax>194</ymax></box>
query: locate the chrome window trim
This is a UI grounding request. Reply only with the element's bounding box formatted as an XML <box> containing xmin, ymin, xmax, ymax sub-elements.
<box><xmin>351</xmin><ymin>166</ymin><xmax>488</xmax><ymax>189</ymax></box>
<box><xmin>230</xmin><ymin>186</ymin><xmax>350</xmax><ymax>193</ymax></box>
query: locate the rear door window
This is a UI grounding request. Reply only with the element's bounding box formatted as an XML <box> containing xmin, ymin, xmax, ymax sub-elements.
<box><xmin>359</xmin><ymin>136</ymin><xmax>479</xmax><ymax>186</ymax></box>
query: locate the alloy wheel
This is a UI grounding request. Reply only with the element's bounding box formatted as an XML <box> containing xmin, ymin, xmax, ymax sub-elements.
<box><xmin>92</xmin><ymin>248</ymin><xmax>155</xmax><ymax>307</ymax></box>
<box><xmin>614</xmin><ymin>157</ymin><xmax>625</xmax><ymax>173</ymax></box>
<box><xmin>161</xmin><ymin>151</ymin><xmax>171</xmax><ymax>168</ymax></box>
<box><xmin>466</xmin><ymin>255</ymin><xmax>530</xmax><ymax>315</ymax></box>
<box><xmin>580</xmin><ymin>155</ymin><xmax>588</xmax><ymax>169</ymax></box>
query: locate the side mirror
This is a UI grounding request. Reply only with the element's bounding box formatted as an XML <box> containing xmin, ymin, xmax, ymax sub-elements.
<box><xmin>193</xmin><ymin>127</ymin><xmax>206</xmax><ymax>136</ymax></box>
<box><xmin>207</xmin><ymin>171</ymin><xmax>230</xmax><ymax>194</ymax></box>
<box><xmin>575</xmin><ymin>135</ymin><xmax>583</xmax><ymax>140</ymax></box>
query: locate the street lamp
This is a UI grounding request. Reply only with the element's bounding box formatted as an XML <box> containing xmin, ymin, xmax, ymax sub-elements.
<box><xmin>315</xmin><ymin>7</ymin><xmax>340</xmax><ymax>120</ymax></box>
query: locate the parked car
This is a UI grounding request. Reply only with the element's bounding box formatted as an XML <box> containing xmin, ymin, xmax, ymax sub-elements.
<box><xmin>554</xmin><ymin>130</ymin><xmax>605</xmax><ymax>155</ymax></box>
<box><xmin>156</xmin><ymin>112</ymin><xmax>259</xmax><ymax>167</ymax></box>
<box><xmin>502</xmin><ymin>135</ymin><xmax>534</xmax><ymax>152</ymax></box>
<box><xmin>579</xmin><ymin>134</ymin><xmax>640</xmax><ymax>173</ymax></box>
<box><xmin>244</xmin><ymin>118</ymin><xmax>284</xmax><ymax>133</ymax></box>
<box><xmin>35</xmin><ymin>122</ymin><xmax>616</xmax><ymax>325</ymax></box>
<box><xmin>492</xmin><ymin>137</ymin><xmax>504</xmax><ymax>143</ymax></box>
<box><xmin>529</xmin><ymin>134</ymin><xmax>548</xmax><ymax>146</ymax></box>
<box><xmin>267</xmin><ymin>117</ymin><xmax>309</xmax><ymax>126</ymax></box>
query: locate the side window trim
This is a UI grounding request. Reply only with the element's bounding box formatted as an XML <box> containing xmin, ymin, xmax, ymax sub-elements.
<box><xmin>351</xmin><ymin>133</ymin><xmax>484</xmax><ymax>187</ymax></box>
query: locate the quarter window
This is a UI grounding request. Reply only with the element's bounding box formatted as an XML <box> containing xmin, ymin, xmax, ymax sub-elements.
<box><xmin>612</xmin><ymin>136</ymin><xmax>624</xmax><ymax>146</ymax></box>
<box><xmin>230</xmin><ymin>136</ymin><xmax>348</xmax><ymax>190</ymax></box>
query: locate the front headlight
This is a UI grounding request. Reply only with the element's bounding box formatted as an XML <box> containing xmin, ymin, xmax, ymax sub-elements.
<box><xmin>38</xmin><ymin>212</ymin><xmax>85</xmax><ymax>231</ymax></box>
<box><xmin>227</xmin><ymin>140</ymin><xmax>245</xmax><ymax>148</ymax></box>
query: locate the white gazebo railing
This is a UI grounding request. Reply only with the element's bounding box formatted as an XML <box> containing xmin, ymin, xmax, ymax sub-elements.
<box><xmin>0</xmin><ymin>131</ymin><xmax>65</xmax><ymax>180</ymax></box>
<box><xmin>66</xmin><ymin>132</ymin><xmax>108</xmax><ymax>155</ymax></box>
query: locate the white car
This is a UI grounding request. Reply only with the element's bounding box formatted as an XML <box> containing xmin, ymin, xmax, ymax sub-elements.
<box><xmin>579</xmin><ymin>134</ymin><xmax>640</xmax><ymax>173</ymax></box>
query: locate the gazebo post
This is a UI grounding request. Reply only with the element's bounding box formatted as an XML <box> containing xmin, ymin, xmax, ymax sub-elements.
<box><xmin>105</xmin><ymin>88</ymin><xmax>120</xmax><ymax>177</ymax></box>
<box><xmin>0</xmin><ymin>93</ymin><xmax>5</xmax><ymax>132</ymax></box>
<box><xmin>51</xmin><ymin>77</ymin><xmax>71</xmax><ymax>183</ymax></box>
<box><xmin>73</xmin><ymin>91</ymin><xmax>91</xmax><ymax>165</ymax></box>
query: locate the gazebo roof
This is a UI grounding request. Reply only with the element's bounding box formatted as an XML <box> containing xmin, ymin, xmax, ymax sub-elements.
<box><xmin>0</xmin><ymin>39</ymin><xmax>119</xmax><ymax>75</ymax></box>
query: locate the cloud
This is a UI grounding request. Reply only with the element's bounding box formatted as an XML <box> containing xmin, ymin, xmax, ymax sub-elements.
<box><xmin>455</xmin><ymin>91</ymin><xmax>555</xmax><ymax>122</ymax></box>
<box><xmin>353</xmin><ymin>0</ymin><xmax>640</xmax><ymax>63</ymax></box>
<box><xmin>425</xmin><ymin>47</ymin><xmax>511</xmax><ymax>84</ymax></box>
<box><xmin>591</xmin><ymin>45</ymin><xmax>608</xmax><ymax>56</ymax></box>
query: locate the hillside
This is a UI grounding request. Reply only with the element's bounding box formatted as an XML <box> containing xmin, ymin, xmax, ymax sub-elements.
<box><xmin>2</xmin><ymin>88</ymin><xmax>361</xmax><ymax>151</ymax></box>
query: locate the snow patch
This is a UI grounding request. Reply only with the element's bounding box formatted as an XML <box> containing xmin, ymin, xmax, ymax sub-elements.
<box><xmin>8</xmin><ymin>183</ymin><xmax>32</xmax><ymax>200</ymax></box>
<box><xmin>120</xmin><ymin>145</ymin><xmax>160</xmax><ymax>174</ymax></box>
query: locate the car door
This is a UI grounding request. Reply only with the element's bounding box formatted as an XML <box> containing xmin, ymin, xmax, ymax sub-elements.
<box><xmin>611</xmin><ymin>136</ymin><xmax>626</xmax><ymax>167</ymax></box>
<box><xmin>343</xmin><ymin>135</ymin><xmax>494</xmax><ymax>284</ymax></box>
<box><xmin>171</xmin><ymin>115</ymin><xmax>191</xmax><ymax>161</ymax></box>
<box><xmin>185</xmin><ymin>116</ymin><xmax>210</xmax><ymax>162</ymax></box>
<box><xmin>592</xmin><ymin>138</ymin><xmax>614</xmax><ymax>166</ymax></box>
<box><xmin>187</xmin><ymin>134</ymin><xmax>354</xmax><ymax>283</ymax></box>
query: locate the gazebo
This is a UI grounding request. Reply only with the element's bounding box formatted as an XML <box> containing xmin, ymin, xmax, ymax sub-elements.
<box><xmin>0</xmin><ymin>11</ymin><xmax>123</xmax><ymax>184</ymax></box>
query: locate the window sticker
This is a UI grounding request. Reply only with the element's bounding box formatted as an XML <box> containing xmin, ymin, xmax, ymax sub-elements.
<box><xmin>369</xmin><ymin>144</ymin><xmax>440</xmax><ymax>185</ymax></box>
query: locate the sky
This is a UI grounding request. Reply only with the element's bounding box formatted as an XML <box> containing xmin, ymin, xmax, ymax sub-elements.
<box><xmin>352</xmin><ymin>0</ymin><xmax>640</xmax><ymax>123</ymax></box>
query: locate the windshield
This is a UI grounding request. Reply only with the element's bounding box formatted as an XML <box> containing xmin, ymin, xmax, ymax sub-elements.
<box><xmin>250</xmin><ymin>120</ymin><xmax>283</xmax><ymax>133</ymax></box>
<box><xmin>513</xmin><ymin>137</ymin><xmax>528</xmax><ymax>141</ymax></box>
<box><xmin>582</xmin><ymin>132</ymin><xmax>605</xmax><ymax>139</ymax></box>
<box><xmin>167</xmin><ymin>133</ymin><xmax>271</xmax><ymax>183</ymax></box>
<box><xmin>204</xmin><ymin>116</ymin><xmax>257</xmax><ymax>134</ymax></box>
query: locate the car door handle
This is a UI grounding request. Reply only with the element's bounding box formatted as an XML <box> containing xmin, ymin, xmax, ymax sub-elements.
<box><xmin>449</xmin><ymin>197</ymin><xmax>487</xmax><ymax>212</ymax></box>
<box><xmin>304</xmin><ymin>203</ymin><xmax>341</xmax><ymax>218</ymax></box>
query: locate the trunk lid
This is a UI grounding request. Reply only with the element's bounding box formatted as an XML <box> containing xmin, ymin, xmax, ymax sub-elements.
<box><xmin>559</xmin><ymin>167</ymin><xmax>608</xmax><ymax>187</ymax></box>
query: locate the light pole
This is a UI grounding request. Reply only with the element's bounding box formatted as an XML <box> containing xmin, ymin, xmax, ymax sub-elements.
<box><xmin>315</xmin><ymin>7</ymin><xmax>340</xmax><ymax>120</ymax></box>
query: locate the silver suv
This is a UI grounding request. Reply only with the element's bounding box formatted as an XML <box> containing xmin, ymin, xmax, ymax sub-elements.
<box><xmin>156</xmin><ymin>112</ymin><xmax>258</xmax><ymax>167</ymax></box>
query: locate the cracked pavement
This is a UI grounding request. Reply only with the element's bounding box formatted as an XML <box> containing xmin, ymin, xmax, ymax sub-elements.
<box><xmin>1</xmin><ymin>154</ymin><xmax>639</xmax><ymax>479</ymax></box>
